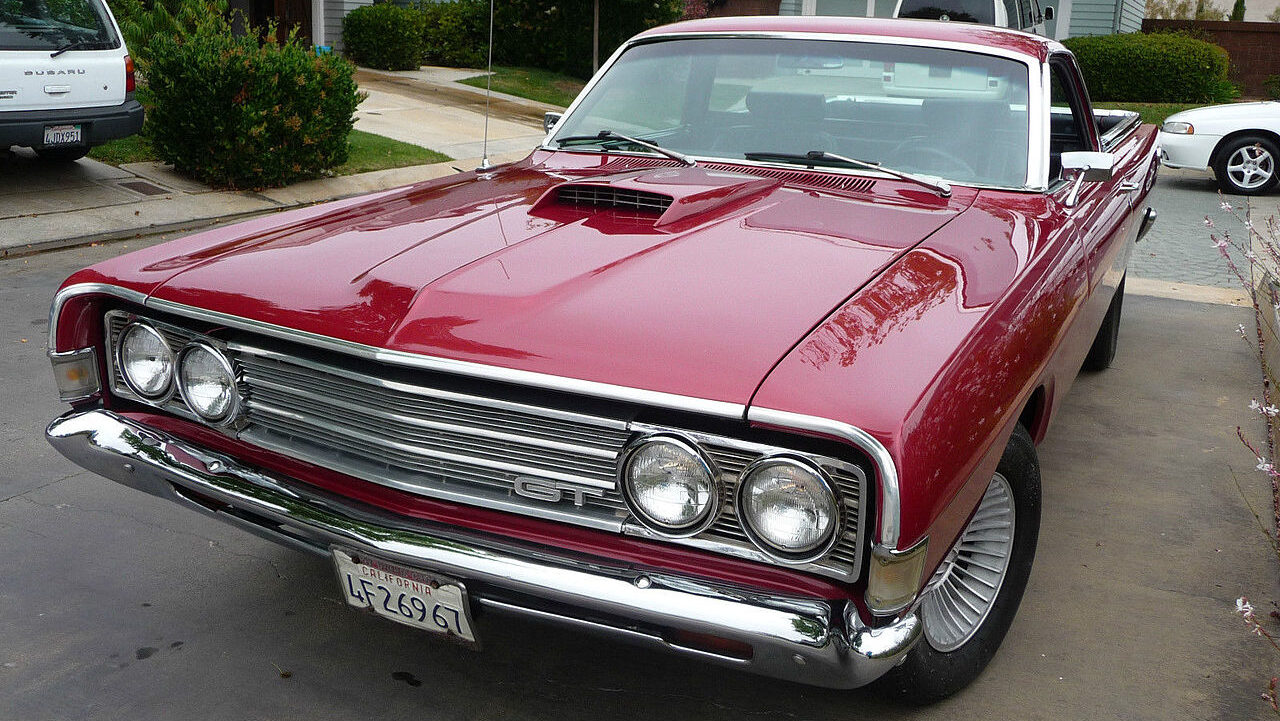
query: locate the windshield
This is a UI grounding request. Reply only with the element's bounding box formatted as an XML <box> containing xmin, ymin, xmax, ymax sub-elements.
<box><xmin>897</xmin><ymin>0</ymin><xmax>997</xmax><ymax>23</ymax></box>
<box><xmin>551</xmin><ymin>37</ymin><xmax>1031</xmax><ymax>188</ymax></box>
<box><xmin>0</xmin><ymin>0</ymin><xmax>118</xmax><ymax>51</ymax></box>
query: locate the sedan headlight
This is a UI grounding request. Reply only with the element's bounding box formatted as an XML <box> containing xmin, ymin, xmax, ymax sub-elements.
<box><xmin>1161</xmin><ymin>121</ymin><xmax>1193</xmax><ymax>134</ymax></box>
<box><xmin>118</xmin><ymin>323</ymin><xmax>174</xmax><ymax>399</ymax></box>
<box><xmin>621</xmin><ymin>437</ymin><xmax>718</xmax><ymax>535</ymax></box>
<box><xmin>738</xmin><ymin>457</ymin><xmax>840</xmax><ymax>560</ymax></box>
<box><xmin>177</xmin><ymin>342</ymin><xmax>239</xmax><ymax>422</ymax></box>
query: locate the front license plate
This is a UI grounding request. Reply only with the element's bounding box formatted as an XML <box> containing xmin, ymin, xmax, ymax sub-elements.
<box><xmin>43</xmin><ymin>124</ymin><xmax>82</xmax><ymax>145</ymax></box>
<box><xmin>332</xmin><ymin>548</ymin><xmax>478</xmax><ymax>646</ymax></box>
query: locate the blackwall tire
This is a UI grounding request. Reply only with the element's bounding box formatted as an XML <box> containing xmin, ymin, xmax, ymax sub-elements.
<box><xmin>1082</xmin><ymin>275</ymin><xmax>1125</xmax><ymax>372</ymax></box>
<box><xmin>874</xmin><ymin>424</ymin><xmax>1041</xmax><ymax>705</ymax></box>
<box><xmin>1213</xmin><ymin>135</ymin><xmax>1279</xmax><ymax>196</ymax></box>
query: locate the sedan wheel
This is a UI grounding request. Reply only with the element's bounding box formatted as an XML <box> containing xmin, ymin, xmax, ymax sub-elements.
<box><xmin>874</xmin><ymin>424</ymin><xmax>1040</xmax><ymax>704</ymax></box>
<box><xmin>1214</xmin><ymin>136</ymin><xmax>1279</xmax><ymax>195</ymax></box>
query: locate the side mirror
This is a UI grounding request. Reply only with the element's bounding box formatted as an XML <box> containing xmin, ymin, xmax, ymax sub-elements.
<box><xmin>1061</xmin><ymin>151</ymin><xmax>1115</xmax><ymax>207</ymax></box>
<box><xmin>543</xmin><ymin>112</ymin><xmax>562</xmax><ymax>134</ymax></box>
<box><xmin>1043</xmin><ymin>5</ymin><xmax>1054</xmax><ymax>20</ymax></box>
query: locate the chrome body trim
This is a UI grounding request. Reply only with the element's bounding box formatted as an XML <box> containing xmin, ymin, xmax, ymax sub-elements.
<box><xmin>1136</xmin><ymin>206</ymin><xmax>1157</xmax><ymax>242</ymax></box>
<box><xmin>747</xmin><ymin>407</ymin><xmax>901</xmax><ymax>551</ymax></box>
<box><xmin>46</xmin><ymin>409</ymin><xmax>922</xmax><ymax>689</ymax></box>
<box><xmin>144</xmin><ymin>296</ymin><xmax>746</xmax><ymax>420</ymax></box>
<box><xmin>48</xmin><ymin>282</ymin><xmax>149</xmax><ymax>353</ymax></box>
<box><xmin>543</xmin><ymin>29</ymin><xmax>1049</xmax><ymax>192</ymax></box>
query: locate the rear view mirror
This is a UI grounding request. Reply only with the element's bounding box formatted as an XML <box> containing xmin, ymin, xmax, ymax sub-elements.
<box><xmin>1062</xmin><ymin>151</ymin><xmax>1116</xmax><ymax>207</ymax></box>
<box><xmin>1043</xmin><ymin>5</ymin><xmax>1054</xmax><ymax>19</ymax></box>
<box><xmin>544</xmin><ymin>112</ymin><xmax>562</xmax><ymax>134</ymax></box>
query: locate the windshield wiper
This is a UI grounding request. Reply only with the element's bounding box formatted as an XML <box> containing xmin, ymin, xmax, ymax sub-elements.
<box><xmin>555</xmin><ymin>130</ymin><xmax>696</xmax><ymax>167</ymax></box>
<box><xmin>50</xmin><ymin>40</ymin><xmax>100</xmax><ymax>57</ymax></box>
<box><xmin>743</xmin><ymin>150</ymin><xmax>951</xmax><ymax>197</ymax></box>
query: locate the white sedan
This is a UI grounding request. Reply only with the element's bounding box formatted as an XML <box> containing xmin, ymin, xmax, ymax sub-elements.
<box><xmin>1158</xmin><ymin>101</ymin><xmax>1279</xmax><ymax>195</ymax></box>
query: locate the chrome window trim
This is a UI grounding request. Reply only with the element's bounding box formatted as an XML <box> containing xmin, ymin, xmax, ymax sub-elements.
<box><xmin>748</xmin><ymin>407</ymin><xmax>901</xmax><ymax>551</ymax></box>
<box><xmin>542</xmin><ymin>30</ymin><xmax>1049</xmax><ymax>192</ymax></box>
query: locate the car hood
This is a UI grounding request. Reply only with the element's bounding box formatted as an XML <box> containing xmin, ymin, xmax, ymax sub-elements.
<box><xmin>148</xmin><ymin>154</ymin><xmax>975</xmax><ymax>406</ymax></box>
<box><xmin>1165</xmin><ymin>100</ymin><xmax>1280</xmax><ymax>126</ymax></box>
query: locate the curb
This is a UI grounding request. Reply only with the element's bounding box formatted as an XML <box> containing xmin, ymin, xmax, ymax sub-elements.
<box><xmin>0</xmin><ymin>149</ymin><xmax>532</xmax><ymax>259</ymax></box>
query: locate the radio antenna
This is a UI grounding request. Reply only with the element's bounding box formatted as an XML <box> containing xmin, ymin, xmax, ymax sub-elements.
<box><xmin>479</xmin><ymin>0</ymin><xmax>495</xmax><ymax>170</ymax></box>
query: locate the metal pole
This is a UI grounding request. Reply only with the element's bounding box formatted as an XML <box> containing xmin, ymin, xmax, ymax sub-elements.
<box><xmin>592</xmin><ymin>0</ymin><xmax>599</xmax><ymax>73</ymax></box>
<box><xmin>480</xmin><ymin>0</ymin><xmax>494</xmax><ymax>170</ymax></box>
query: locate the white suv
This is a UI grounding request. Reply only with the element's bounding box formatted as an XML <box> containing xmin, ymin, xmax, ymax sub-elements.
<box><xmin>0</xmin><ymin>0</ymin><xmax>142</xmax><ymax>161</ymax></box>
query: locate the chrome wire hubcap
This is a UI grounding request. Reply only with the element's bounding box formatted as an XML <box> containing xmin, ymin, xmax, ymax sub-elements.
<box><xmin>1227</xmin><ymin>145</ymin><xmax>1275</xmax><ymax>190</ymax></box>
<box><xmin>921</xmin><ymin>472</ymin><xmax>1015</xmax><ymax>652</ymax></box>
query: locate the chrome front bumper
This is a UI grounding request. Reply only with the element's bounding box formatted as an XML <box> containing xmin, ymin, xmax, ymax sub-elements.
<box><xmin>46</xmin><ymin>409</ymin><xmax>921</xmax><ymax>689</ymax></box>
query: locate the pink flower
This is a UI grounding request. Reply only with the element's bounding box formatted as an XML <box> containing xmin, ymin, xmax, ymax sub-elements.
<box><xmin>1204</xmin><ymin>217</ymin><xmax>1215</xmax><ymax>228</ymax></box>
<box><xmin>1221</xmin><ymin>201</ymin><xmax>1233</xmax><ymax>211</ymax></box>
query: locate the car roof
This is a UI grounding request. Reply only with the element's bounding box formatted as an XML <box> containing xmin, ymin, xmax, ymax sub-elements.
<box><xmin>633</xmin><ymin>15</ymin><xmax>1056</xmax><ymax>63</ymax></box>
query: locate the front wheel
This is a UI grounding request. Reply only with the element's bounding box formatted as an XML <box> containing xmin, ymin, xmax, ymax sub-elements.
<box><xmin>875</xmin><ymin>424</ymin><xmax>1041</xmax><ymax>704</ymax></box>
<box><xmin>1213</xmin><ymin>135</ymin><xmax>1279</xmax><ymax>195</ymax></box>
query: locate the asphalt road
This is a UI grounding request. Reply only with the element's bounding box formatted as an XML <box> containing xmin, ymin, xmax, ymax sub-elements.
<box><xmin>1</xmin><ymin>202</ymin><xmax>1277</xmax><ymax>719</ymax></box>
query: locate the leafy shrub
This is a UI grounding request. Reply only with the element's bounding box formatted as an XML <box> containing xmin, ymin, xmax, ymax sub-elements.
<box><xmin>145</xmin><ymin>17</ymin><xmax>362</xmax><ymax>189</ymax></box>
<box><xmin>402</xmin><ymin>0</ymin><xmax>683</xmax><ymax>78</ymax></box>
<box><xmin>1064</xmin><ymin>32</ymin><xmax>1233</xmax><ymax>104</ymax></box>
<box><xmin>1266</xmin><ymin>75</ymin><xmax>1280</xmax><ymax>101</ymax></box>
<box><xmin>416</xmin><ymin>0</ymin><xmax>487</xmax><ymax>68</ymax></box>
<box><xmin>343</xmin><ymin>1</ymin><xmax>427</xmax><ymax>70</ymax></box>
<box><xmin>119</xmin><ymin>0</ymin><xmax>229</xmax><ymax>70</ymax></box>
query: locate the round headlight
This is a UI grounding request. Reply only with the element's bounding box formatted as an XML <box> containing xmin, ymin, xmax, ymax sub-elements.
<box><xmin>622</xmin><ymin>437</ymin><xmax>718</xmax><ymax>535</ymax></box>
<box><xmin>119</xmin><ymin>323</ymin><xmax>173</xmax><ymax>399</ymax></box>
<box><xmin>739</xmin><ymin>458</ymin><xmax>840</xmax><ymax>559</ymax></box>
<box><xmin>177</xmin><ymin>343</ymin><xmax>238</xmax><ymax>422</ymax></box>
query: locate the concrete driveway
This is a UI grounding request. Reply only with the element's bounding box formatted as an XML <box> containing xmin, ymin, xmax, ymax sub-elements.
<box><xmin>0</xmin><ymin>218</ymin><xmax>1276</xmax><ymax>719</ymax></box>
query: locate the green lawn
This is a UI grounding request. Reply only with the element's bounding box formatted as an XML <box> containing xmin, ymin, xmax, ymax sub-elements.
<box><xmin>334</xmin><ymin>130</ymin><xmax>450</xmax><ymax>175</ymax></box>
<box><xmin>86</xmin><ymin>129</ymin><xmax>448</xmax><ymax>176</ymax></box>
<box><xmin>458</xmin><ymin>66</ymin><xmax>586</xmax><ymax>108</ymax></box>
<box><xmin>1092</xmin><ymin>102</ymin><xmax>1204</xmax><ymax>126</ymax></box>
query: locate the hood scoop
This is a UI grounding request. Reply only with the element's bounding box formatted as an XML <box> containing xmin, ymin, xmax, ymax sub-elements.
<box><xmin>534</xmin><ymin>167</ymin><xmax>781</xmax><ymax>228</ymax></box>
<box><xmin>556</xmin><ymin>184</ymin><xmax>673</xmax><ymax>214</ymax></box>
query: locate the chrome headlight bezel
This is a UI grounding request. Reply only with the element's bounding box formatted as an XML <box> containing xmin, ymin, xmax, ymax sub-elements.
<box><xmin>736</xmin><ymin>455</ymin><xmax>843</xmax><ymax>564</ymax></box>
<box><xmin>116</xmin><ymin>322</ymin><xmax>175</xmax><ymax>401</ymax></box>
<box><xmin>175</xmin><ymin>341</ymin><xmax>241</xmax><ymax>424</ymax></box>
<box><xmin>619</xmin><ymin>434</ymin><xmax>721</xmax><ymax>538</ymax></box>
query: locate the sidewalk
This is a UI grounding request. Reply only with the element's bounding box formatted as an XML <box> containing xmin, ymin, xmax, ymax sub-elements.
<box><xmin>0</xmin><ymin>66</ymin><xmax>551</xmax><ymax>258</ymax></box>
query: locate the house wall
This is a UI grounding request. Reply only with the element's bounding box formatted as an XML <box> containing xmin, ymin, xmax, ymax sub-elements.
<box><xmin>322</xmin><ymin>0</ymin><xmax>374</xmax><ymax>50</ymax></box>
<box><xmin>709</xmin><ymin>0</ymin><xmax>783</xmax><ymax>14</ymax></box>
<box><xmin>1142</xmin><ymin>19</ymin><xmax>1280</xmax><ymax>97</ymax></box>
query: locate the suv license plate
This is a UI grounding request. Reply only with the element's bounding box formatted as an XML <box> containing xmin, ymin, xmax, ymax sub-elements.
<box><xmin>332</xmin><ymin>548</ymin><xmax>478</xmax><ymax>647</ymax></box>
<box><xmin>43</xmin><ymin>124</ymin><xmax>82</xmax><ymax>145</ymax></box>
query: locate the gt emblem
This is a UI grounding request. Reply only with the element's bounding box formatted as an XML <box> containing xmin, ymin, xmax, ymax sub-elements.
<box><xmin>512</xmin><ymin>476</ymin><xmax>605</xmax><ymax>507</ymax></box>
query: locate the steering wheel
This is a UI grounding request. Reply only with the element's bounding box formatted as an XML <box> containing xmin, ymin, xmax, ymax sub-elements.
<box><xmin>890</xmin><ymin>140</ymin><xmax>976</xmax><ymax>178</ymax></box>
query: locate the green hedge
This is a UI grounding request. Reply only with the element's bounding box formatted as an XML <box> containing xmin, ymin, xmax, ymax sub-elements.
<box><xmin>343</xmin><ymin>2</ymin><xmax>428</xmax><ymax>71</ymax></box>
<box><xmin>411</xmin><ymin>0</ymin><xmax>683</xmax><ymax>78</ymax></box>
<box><xmin>145</xmin><ymin>19</ymin><xmax>362</xmax><ymax>189</ymax></box>
<box><xmin>416</xmin><ymin>0</ymin><xmax>487</xmax><ymax>68</ymax></box>
<box><xmin>1063</xmin><ymin>32</ymin><xmax>1233</xmax><ymax>104</ymax></box>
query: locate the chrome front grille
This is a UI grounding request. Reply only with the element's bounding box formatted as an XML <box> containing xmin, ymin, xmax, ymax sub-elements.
<box><xmin>105</xmin><ymin>310</ymin><xmax>867</xmax><ymax>581</ymax></box>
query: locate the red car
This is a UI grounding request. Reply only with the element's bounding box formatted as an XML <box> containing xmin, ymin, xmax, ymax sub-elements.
<box><xmin>45</xmin><ymin>16</ymin><xmax>1157</xmax><ymax>701</ymax></box>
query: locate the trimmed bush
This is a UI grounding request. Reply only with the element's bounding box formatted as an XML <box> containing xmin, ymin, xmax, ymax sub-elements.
<box><xmin>1063</xmin><ymin>32</ymin><xmax>1232</xmax><ymax>104</ymax></box>
<box><xmin>416</xmin><ymin>0</ymin><xmax>487</xmax><ymax>68</ymax></box>
<box><xmin>1266</xmin><ymin>75</ymin><xmax>1280</xmax><ymax>101</ymax></box>
<box><xmin>343</xmin><ymin>2</ymin><xmax>427</xmax><ymax>70</ymax></box>
<box><xmin>145</xmin><ymin>18</ymin><xmax>362</xmax><ymax>189</ymax></box>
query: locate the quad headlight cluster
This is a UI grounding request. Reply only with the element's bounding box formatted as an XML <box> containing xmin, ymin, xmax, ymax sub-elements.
<box><xmin>117</xmin><ymin>321</ymin><xmax>240</xmax><ymax>424</ymax></box>
<box><xmin>620</xmin><ymin>435</ymin><xmax>842</xmax><ymax>562</ymax></box>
